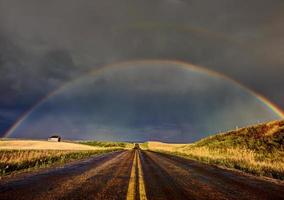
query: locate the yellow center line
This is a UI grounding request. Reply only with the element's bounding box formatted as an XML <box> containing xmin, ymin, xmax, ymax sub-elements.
<box><xmin>126</xmin><ymin>150</ymin><xmax>137</xmax><ymax>200</ymax></box>
<box><xmin>137</xmin><ymin>150</ymin><xmax>147</xmax><ymax>200</ymax></box>
<box><xmin>126</xmin><ymin>150</ymin><xmax>148</xmax><ymax>200</ymax></box>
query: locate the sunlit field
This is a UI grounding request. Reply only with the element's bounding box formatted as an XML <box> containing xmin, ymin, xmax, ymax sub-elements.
<box><xmin>145</xmin><ymin>120</ymin><xmax>284</xmax><ymax>180</ymax></box>
<box><xmin>79</xmin><ymin>140</ymin><xmax>134</xmax><ymax>149</ymax></box>
<box><xmin>0</xmin><ymin>140</ymin><xmax>129</xmax><ymax>176</ymax></box>
<box><xmin>0</xmin><ymin>140</ymin><xmax>109</xmax><ymax>150</ymax></box>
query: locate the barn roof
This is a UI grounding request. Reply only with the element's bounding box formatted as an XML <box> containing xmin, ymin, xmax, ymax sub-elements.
<box><xmin>49</xmin><ymin>135</ymin><xmax>61</xmax><ymax>138</ymax></box>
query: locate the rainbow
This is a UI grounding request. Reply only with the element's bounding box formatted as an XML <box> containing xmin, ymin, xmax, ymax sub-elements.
<box><xmin>4</xmin><ymin>59</ymin><xmax>284</xmax><ymax>137</ymax></box>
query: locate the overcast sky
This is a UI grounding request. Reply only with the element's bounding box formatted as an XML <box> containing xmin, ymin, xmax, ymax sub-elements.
<box><xmin>0</xmin><ymin>0</ymin><xmax>283</xmax><ymax>139</ymax></box>
<box><xmin>9</xmin><ymin>63</ymin><xmax>280</xmax><ymax>142</ymax></box>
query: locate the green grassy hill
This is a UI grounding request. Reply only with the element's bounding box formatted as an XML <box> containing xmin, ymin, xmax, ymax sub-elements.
<box><xmin>79</xmin><ymin>141</ymin><xmax>133</xmax><ymax>149</ymax></box>
<box><xmin>194</xmin><ymin>120</ymin><xmax>284</xmax><ymax>152</ymax></box>
<box><xmin>147</xmin><ymin>120</ymin><xmax>284</xmax><ymax>180</ymax></box>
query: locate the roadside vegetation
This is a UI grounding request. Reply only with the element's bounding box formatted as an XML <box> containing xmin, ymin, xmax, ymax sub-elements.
<box><xmin>0</xmin><ymin>140</ymin><xmax>108</xmax><ymax>150</ymax></box>
<box><xmin>145</xmin><ymin>120</ymin><xmax>284</xmax><ymax>180</ymax></box>
<box><xmin>80</xmin><ymin>140</ymin><xmax>133</xmax><ymax>149</ymax></box>
<box><xmin>0</xmin><ymin>140</ymin><xmax>128</xmax><ymax>177</ymax></box>
<box><xmin>0</xmin><ymin>149</ymin><xmax>120</xmax><ymax>176</ymax></box>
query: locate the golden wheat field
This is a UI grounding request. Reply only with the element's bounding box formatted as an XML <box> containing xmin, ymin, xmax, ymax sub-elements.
<box><xmin>0</xmin><ymin>140</ymin><xmax>124</xmax><ymax>176</ymax></box>
<box><xmin>0</xmin><ymin>150</ymin><xmax>74</xmax><ymax>164</ymax></box>
<box><xmin>0</xmin><ymin>140</ymin><xmax>107</xmax><ymax>150</ymax></box>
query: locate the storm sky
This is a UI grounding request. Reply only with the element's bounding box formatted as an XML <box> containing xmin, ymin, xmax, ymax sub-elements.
<box><xmin>8</xmin><ymin>62</ymin><xmax>280</xmax><ymax>142</ymax></box>
<box><xmin>0</xmin><ymin>0</ymin><xmax>284</xmax><ymax>140</ymax></box>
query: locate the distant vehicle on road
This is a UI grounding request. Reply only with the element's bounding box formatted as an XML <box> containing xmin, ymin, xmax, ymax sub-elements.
<box><xmin>48</xmin><ymin>135</ymin><xmax>61</xmax><ymax>142</ymax></box>
<box><xmin>134</xmin><ymin>143</ymin><xmax>140</xmax><ymax>149</ymax></box>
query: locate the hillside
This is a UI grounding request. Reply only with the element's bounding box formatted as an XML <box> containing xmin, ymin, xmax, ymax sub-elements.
<box><xmin>193</xmin><ymin>120</ymin><xmax>284</xmax><ymax>152</ymax></box>
<box><xmin>145</xmin><ymin>120</ymin><xmax>284</xmax><ymax>180</ymax></box>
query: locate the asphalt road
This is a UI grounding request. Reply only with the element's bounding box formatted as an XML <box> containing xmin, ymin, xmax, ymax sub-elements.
<box><xmin>0</xmin><ymin>149</ymin><xmax>283</xmax><ymax>200</ymax></box>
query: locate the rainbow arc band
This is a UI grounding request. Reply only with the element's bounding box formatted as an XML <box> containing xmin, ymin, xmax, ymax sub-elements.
<box><xmin>4</xmin><ymin>59</ymin><xmax>284</xmax><ymax>137</ymax></box>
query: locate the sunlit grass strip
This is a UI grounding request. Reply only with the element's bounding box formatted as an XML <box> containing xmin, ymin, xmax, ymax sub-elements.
<box><xmin>150</xmin><ymin>146</ymin><xmax>284</xmax><ymax>180</ymax></box>
<box><xmin>79</xmin><ymin>141</ymin><xmax>130</xmax><ymax>148</ymax></box>
<box><xmin>0</xmin><ymin>149</ymin><xmax>120</xmax><ymax>176</ymax></box>
<box><xmin>146</xmin><ymin>120</ymin><xmax>284</xmax><ymax>180</ymax></box>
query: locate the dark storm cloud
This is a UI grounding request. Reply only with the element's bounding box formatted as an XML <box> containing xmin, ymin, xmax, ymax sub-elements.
<box><xmin>0</xmin><ymin>33</ymin><xmax>86</xmax><ymax>133</ymax></box>
<box><xmin>10</xmin><ymin>64</ymin><xmax>280</xmax><ymax>142</ymax></box>
<box><xmin>0</xmin><ymin>0</ymin><xmax>284</xmax><ymax>136</ymax></box>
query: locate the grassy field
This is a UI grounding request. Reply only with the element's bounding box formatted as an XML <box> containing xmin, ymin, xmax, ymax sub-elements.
<box><xmin>0</xmin><ymin>140</ymin><xmax>127</xmax><ymax>176</ymax></box>
<box><xmin>144</xmin><ymin>120</ymin><xmax>284</xmax><ymax>180</ymax></box>
<box><xmin>0</xmin><ymin>140</ymin><xmax>108</xmax><ymax>150</ymax></box>
<box><xmin>79</xmin><ymin>140</ymin><xmax>133</xmax><ymax>149</ymax></box>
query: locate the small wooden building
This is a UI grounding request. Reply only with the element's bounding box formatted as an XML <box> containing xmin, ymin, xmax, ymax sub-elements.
<box><xmin>48</xmin><ymin>135</ymin><xmax>61</xmax><ymax>142</ymax></box>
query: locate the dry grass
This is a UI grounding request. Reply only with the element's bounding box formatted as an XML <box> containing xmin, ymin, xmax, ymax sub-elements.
<box><xmin>0</xmin><ymin>150</ymin><xmax>70</xmax><ymax>164</ymax></box>
<box><xmin>80</xmin><ymin>140</ymin><xmax>133</xmax><ymax>149</ymax></box>
<box><xmin>0</xmin><ymin>140</ymin><xmax>125</xmax><ymax>176</ymax></box>
<box><xmin>145</xmin><ymin>120</ymin><xmax>284</xmax><ymax>180</ymax></box>
<box><xmin>0</xmin><ymin>140</ymin><xmax>106</xmax><ymax>150</ymax></box>
<box><xmin>0</xmin><ymin>149</ymin><xmax>119</xmax><ymax>176</ymax></box>
<box><xmin>146</xmin><ymin>141</ymin><xmax>186</xmax><ymax>151</ymax></box>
